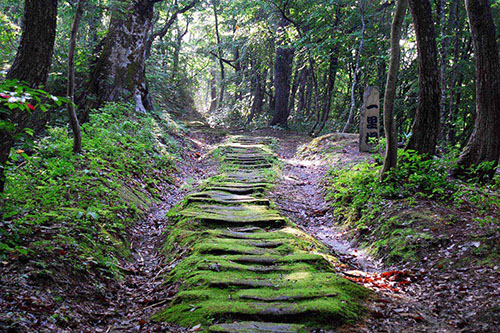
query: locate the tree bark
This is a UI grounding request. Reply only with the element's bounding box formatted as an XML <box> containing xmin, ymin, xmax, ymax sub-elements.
<box><xmin>208</xmin><ymin>68</ymin><xmax>218</xmax><ymax>113</ymax></box>
<box><xmin>67</xmin><ymin>0</ymin><xmax>85</xmax><ymax>154</ymax></box>
<box><xmin>453</xmin><ymin>0</ymin><xmax>500</xmax><ymax>177</ymax></box>
<box><xmin>172</xmin><ymin>20</ymin><xmax>189</xmax><ymax>80</ymax></box>
<box><xmin>213</xmin><ymin>0</ymin><xmax>225</xmax><ymax>109</ymax></box>
<box><xmin>0</xmin><ymin>0</ymin><xmax>58</xmax><ymax>192</ymax></box>
<box><xmin>83</xmin><ymin>0</ymin><xmax>157</xmax><ymax>118</ymax></box>
<box><xmin>313</xmin><ymin>48</ymin><xmax>339</xmax><ymax>136</ymax></box>
<box><xmin>406</xmin><ymin>0</ymin><xmax>441</xmax><ymax>156</ymax></box>
<box><xmin>247</xmin><ymin>60</ymin><xmax>264</xmax><ymax>125</ymax></box>
<box><xmin>270</xmin><ymin>14</ymin><xmax>295</xmax><ymax>127</ymax></box>
<box><xmin>381</xmin><ymin>0</ymin><xmax>407</xmax><ymax>180</ymax></box>
<box><xmin>343</xmin><ymin>1</ymin><xmax>366</xmax><ymax>133</ymax></box>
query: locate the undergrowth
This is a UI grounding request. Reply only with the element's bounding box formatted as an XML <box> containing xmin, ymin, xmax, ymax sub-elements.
<box><xmin>325</xmin><ymin>149</ymin><xmax>500</xmax><ymax>263</ymax></box>
<box><xmin>0</xmin><ymin>102</ymin><xmax>183</xmax><ymax>276</ymax></box>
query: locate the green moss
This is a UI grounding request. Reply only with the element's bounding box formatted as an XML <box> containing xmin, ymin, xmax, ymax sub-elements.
<box><xmin>155</xmin><ymin>136</ymin><xmax>369</xmax><ymax>330</ymax></box>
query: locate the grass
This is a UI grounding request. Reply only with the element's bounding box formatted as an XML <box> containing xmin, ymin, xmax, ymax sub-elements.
<box><xmin>0</xmin><ymin>102</ymin><xmax>185</xmax><ymax>277</ymax></box>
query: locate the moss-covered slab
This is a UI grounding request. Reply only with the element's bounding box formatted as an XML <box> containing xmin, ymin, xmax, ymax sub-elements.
<box><xmin>180</xmin><ymin>204</ymin><xmax>286</xmax><ymax>226</ymax></box>
<box><xmin>186</xmin><ymin>191</ymin><xmax>270</xmax><ymax>206</ymax></box>
<box><xmin>209</xmin><ymin>321</ymin><xmax>307</xmax><ymax>333</ymax></box>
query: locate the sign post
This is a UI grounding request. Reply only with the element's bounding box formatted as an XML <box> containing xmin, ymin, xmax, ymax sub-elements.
<box><xmin>359</xmin><ymin>86</ymin><xmax>380</xmax><ymax>152</ymax></box>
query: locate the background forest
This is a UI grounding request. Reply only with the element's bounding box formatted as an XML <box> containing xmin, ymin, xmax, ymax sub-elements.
<box><xmin>0</xmin><ymin>0</ymin><xmax>499</xmax><ymax>331</ymax></box>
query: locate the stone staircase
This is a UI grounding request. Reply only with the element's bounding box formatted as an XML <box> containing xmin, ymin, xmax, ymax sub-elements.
<box><xmin>154</xmin><ymin>136</ymin><xmax>368</xmax><ymax>332</ymax></box>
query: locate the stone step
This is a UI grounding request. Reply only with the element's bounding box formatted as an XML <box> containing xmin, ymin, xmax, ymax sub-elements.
<box><xmin>186</xmin><ymin>191</ymin><xmax>269</xmax><ymax>206</ymax></box>
<box><xmin>239</xmin><ymin>293</ymin><xmax>337</xmax><ymax>302</ymax></box>
<box><xmin>209</xmin><ymin>279</ymin><xmax>275</xmax><ymax>288</ymax></box>
<box><xmin>209</xmin><ymin>321</ymin><xmax>306</xmax><ymax>332</ymax></box>
<box><xmin>180</xmin><ymin>204</ymin><xmax>286</xmax><ymax>226</ymax></box>
<box><xmin>232</xmin><ymin>254</ymin><xmax>323</xmax><ymax>265</ymax></box>
<box><xmin>200</xmin><ymin>262</ymin><xmax>290</xmax><ymax>273</ymax></box>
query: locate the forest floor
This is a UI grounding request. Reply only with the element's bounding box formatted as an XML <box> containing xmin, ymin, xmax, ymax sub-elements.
<box><xmin>256</xmin><ymin>128</ymin><xmax>499</xmax><ymax>333</ymax></box>
<box><xmin>1</xmin><ymin>124</ymin><xmax>498</xmax><ymax>332</ymax></box>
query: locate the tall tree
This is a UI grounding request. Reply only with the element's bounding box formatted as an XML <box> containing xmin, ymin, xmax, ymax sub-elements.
<box><xmin>83</xmin><ymin>0</ymin><xmax>163</xmax><ymax>117</ymax></box>
<box><xmin>343</xmin><ymin>0</ymin><xmax>366</xmax><ymax>133</ymax></box>
<box><xmin>0</xmin><ymin>0</ymin><xmax>58</xmax><ymax>192</ymax></box>
<box><xmin>453</xmin><ymin>0</ymin><xmax>500</xmax><ymax>177</ymax></box>
<box><xmin>67</xmin><ymin>0</ymin><xmax>85</xmax><ymax>154</ymax></box>
<box><xmin>381</xmin><ymin>0</ymin><xmax>407</xmax><ymax>180</ymax></box>
<box><xmin>406</xmin><ymin>0</ymin><xmax>441</xmax><ymax>156</ymax></box>
<box><xmin>212</xmin><ymin>0</ymin><xmax>225</xmax><ymax>109</ymax></box>
<box><xmin>270</xmin><ymin>12</ymin><xmax>295</xmax><ymax>127</ymax></box>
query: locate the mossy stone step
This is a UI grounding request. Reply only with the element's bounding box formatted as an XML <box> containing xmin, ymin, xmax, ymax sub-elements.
<box><xmin>235</xmin><ymin>164</ymin><xmax>273</xmax><ymax>170</ymax></box>
<box><xmin>232</xmin><ymin>254</ymin><xmax>323</xmax><ymax>265</ymax></box>
<box><xmin>225</xmin><ymin>154</ymin><xmax>272</xmax><ymax>160</ymax></box>
<box><xmin>238</xmin><ymin>293</ymin><xmax>337</xmax><ymax>302</ymax></box>
<box><xmin>210</xmin><ymin>279</ymin><xmax>276</xmax><ymax>288</ymax></box>
<box><xmin>196</xmin><ymin>238</ymin><xmax>287</xmax><ymax>256</ymax></box>
<box><xmin>181</xmin><ymin>204</ymin><xmax>286</xmax><ymax>226</ymax></box>
<box><xmin>215</xmin><ymin>229</ymin><xmax>291</xmax><ymax>240</ymax></box>
<box><xmin>199</xmin><ymin>261</ymin><xmax>290</xmax><ymax>273</ymax></box>
<box><xmin>209</xmin><ymin>321</ymin><xmax>306</xmax><ymax>332</ymax></box>
<box><xmin>186</xmin><ymin>191</ymin><xmax>269</xmax><ymax>206</ymax></box>
<box><xmin>197</xmin><ymin>244</ymin><xmax>268</xmax><ymax>256</ymax></box>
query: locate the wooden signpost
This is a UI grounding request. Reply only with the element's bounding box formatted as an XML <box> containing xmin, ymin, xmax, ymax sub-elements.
<box><xmin>359</xmin><ymin>86</ymin><xmax>380</xmax><ymax>152</ymax></box>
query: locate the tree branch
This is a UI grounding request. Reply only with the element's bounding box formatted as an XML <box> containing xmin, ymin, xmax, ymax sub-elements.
<box><xmin>208</xmin><ymin>51</ymin><xmax>238</xmax><ymax>70</ymax></box>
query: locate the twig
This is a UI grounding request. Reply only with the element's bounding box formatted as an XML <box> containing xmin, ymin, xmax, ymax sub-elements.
<box><xmin>143</xmin><ymin>297</ymin><xmax>175</xmax><ymax>310</ymax></box>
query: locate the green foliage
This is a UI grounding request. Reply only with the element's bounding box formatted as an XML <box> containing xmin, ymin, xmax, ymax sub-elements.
<box><xmin>325</xmin><ymin>149</ymin><xmax>499</xmax><ymax>262</ymax></box>
<box><xmin>0</xmin><ymin>102</ymin><xmax>180</xmax><ymax>276</ymax></box>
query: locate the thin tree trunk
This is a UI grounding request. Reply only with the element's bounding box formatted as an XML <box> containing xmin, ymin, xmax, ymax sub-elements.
<box><xmin>406</xmin><ymin>0</ymin><xmax>441</xmax><ymax>156</ymax></box>
<box><xmin>314</xmin><ymin>49</ymin><xmax>339</xmax><ymax>136</ymax></box>
<box><xmin>288</xmin><ymin>65</ymin><xmax>300</xmax><ymax>117</ymax></box>
<box><xmin>343</xmin><ymin>1</ymin><xmax>366</xmax><ymax>133</ymax></box>
<box><xmin>67</xmin><ymin>0</ymin><xmax>85</xmax><ymax>154</ymax></box>
<box><xmin>454</xmin><ymin>0</ymin><xmax>500</xmax><ymax>177</ymax></box>
<box><xmin>213</xmin><ymin>0</ymin><xmax>225</xmax><ymax>108</ymax></box>
<box><xmin>209</xmin><ymin>69</ymin><xmax>218</xmax><ymax>113</ymax></box>
<box><xmin>381</xmin><ymin>0</ymin><xmax>407</xmax><ymax>180</ymax></box>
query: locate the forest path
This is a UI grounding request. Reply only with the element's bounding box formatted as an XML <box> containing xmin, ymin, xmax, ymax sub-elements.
<box><xmin>154</xmin><ymin>135</ymin><xmax>369</xmax><ymax>332</ymax></box>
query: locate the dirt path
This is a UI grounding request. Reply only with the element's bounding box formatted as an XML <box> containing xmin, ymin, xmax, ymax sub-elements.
<box><xmin>256</xmin><ymin>130</ymin><xmax>498</xmax><ymax>333</ymax></box>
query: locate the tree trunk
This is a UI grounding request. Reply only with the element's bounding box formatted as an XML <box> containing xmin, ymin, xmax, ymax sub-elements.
<box><xmin>270</xmin><ymin>15</ymin><xmax>295</xmax><ymax>127</ymax></box>
<box><xmin>453</xmin><ymin>0</ymin><xmax>500</xmax><ymax>177</ymax></box>
<box><xmin>314</xmin><ymin>48</ymin><xmax>339</xmax><ymax>136</ymax></box>
<box><xmin>67</xmin><ymin>0</ymin><xmax>85</xmax><ymax>154</ymax></box>
<box><xmin>406</xmin><ymin>0</ymin><xmax>441</xmax><ymax>156</ymax></box>
<box><xmin>381</xmin><ymin>0</ymin><xmax>407</xmax><ymax>180</ymax></box>
<box><xmin>296</xmin><ymin>66</ymin><xmax>309</xmax><ymax>116</ymax></box>
<box><xmin>83</xmin><ymin>0</ymin><xmax>156</xmax><ymax>118</ymax></box>
<box><xmin>288</xmin><ymin>64</ymin><xmax>300</xmax><ymax>116</ymax></box>
<box><xmin>0</xmin><ymin>0</ymin><xmax>58</xmax><ymax>192</ymax></box>
<box><xmin>213</xmin><ymin>0</ymin><xmax>225</xmax><ymax>109</ymax></box>
<box><xmin>343</xmin><ymin>1</ymin><xmax>366</xmax><ymax>133</ymax></box>
<box><xmin>209</xmin><ymin>68</ymin><xmax>218</xmax><ymax>113</ymax></box>
<box><xmin>172</xmin><ymin>20</ymin><xmax>189</xmax><ymax>80</ymax></box>
<box><xmin>247</xmin><ymin>61</ymin><xmax>264</xmax><ymax>125</ymax></box>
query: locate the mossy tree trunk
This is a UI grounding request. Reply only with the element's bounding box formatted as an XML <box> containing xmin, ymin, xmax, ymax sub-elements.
<box><xmin>453</xmin><ymin>0</ymin><xmax>500</xmax><ymax>177</ymax></box>
<box><xmin>0</xmin><ymin>0</ymin><xmax>58</xmax><ymax>192</ymax></box>
<box><xmin>83</xmin><ymin>0</ymin><xmax>160</xmax><ymax>119</ymax></box>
